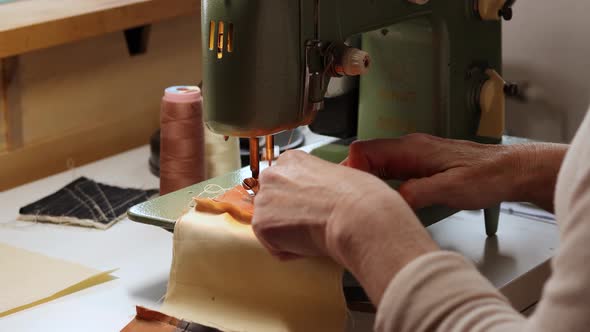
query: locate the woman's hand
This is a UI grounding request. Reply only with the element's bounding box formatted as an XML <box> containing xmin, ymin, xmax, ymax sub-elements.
<box><xmin>343</xmin><ymin>134</ymin><xmax>567</xmax><ymax>212</ymax></box>
<box><xmin>252</xmin><ymin>150</ymin><xmax>437</xmax><ymax>304</ymax></box>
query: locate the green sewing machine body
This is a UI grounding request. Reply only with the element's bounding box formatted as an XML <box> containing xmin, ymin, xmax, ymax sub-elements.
<box><xmin>129</xmin><ymin>0</ymin><xmax>516</xmax><ymax>235</ymax></box>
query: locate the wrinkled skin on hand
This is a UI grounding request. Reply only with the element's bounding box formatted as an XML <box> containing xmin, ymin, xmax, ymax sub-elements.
<box><xmin>252</xmin><ymin>150</ymin><xmax>437</xmax><ymax>304</ymax></box>
<box><xmin>343</xmin><ymin>133</ymin><xmax>523</xmax><ymax>210</ymax></box>
<box><xmin>253</xmin><ymin>150</ymin><xmax>393</xmax><ymax>259</ymax></box>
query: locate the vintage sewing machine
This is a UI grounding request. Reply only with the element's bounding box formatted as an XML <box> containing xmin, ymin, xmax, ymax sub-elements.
<box><xmin>129</xmin><ymin>0</ymin><xmax>518</xmax><ymax>236</ymax></box>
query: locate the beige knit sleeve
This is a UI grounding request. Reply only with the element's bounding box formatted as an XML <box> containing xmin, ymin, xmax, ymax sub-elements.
<box><xmin>375</xmin><ymin>184</ymin><xmax>590</xmax><ymax>332</ymax></box>
<box><xmin>374</xmin><ymin>252</ymin><xmax>525</xmax><ymax>332</ymax></box>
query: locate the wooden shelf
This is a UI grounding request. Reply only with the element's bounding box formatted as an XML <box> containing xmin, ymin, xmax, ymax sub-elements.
<box><xmin>0</xmin><ymin>0</ymin><xmax>199</xmax><ymax>58</ymax></box>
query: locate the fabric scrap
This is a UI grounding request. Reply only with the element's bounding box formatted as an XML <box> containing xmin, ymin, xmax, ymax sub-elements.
<box><xmin>0</xmin><ymin>243</ymin><xmax>115</xmax><ymax>318</ymax></box>
<box><xmin>18</xmin><ymin>177</ymin><xmax>158</xmax><ymax>229</ymax></box>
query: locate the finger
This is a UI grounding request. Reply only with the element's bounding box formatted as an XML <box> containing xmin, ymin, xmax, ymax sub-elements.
<box><xmin>253</xmin><ymin>222</ymin><xmax>324</xmax><ymax>258</ymax></box>
<box><xmin>251</xmin><ymin>214</ymin><xmax>285</xmax><ymax>254</ymax></box>
<box><xmin>251</xmin><ymin>202</ymin><xmax>295</xmax><ymax>255</ymax></box>
<box><xmin>274</xmin><ymin>149</ymin><xmax>308</xmax><ymax>166</ymax></box>
<box><xmin>255</xmin><ymin>231</ymin><xmax>300</xmax><ymax>260</ymax></box>
<box><xmin>347</xmin><ymin>135</ymin><xmax>442</xmax><ymax>180</ymax></box>
<box><xmin>258</xmin><ymin>165</ymin><xmax>288</xmax><ymax>188</ymax></box>
<box><xmin>398</xmin><ymin>172</ymin><xmax>456</xmax><ymax>209</ymax></box>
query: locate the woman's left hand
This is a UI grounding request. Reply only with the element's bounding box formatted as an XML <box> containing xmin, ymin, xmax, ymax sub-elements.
<box><xmin>252</xmin><ymin>150</ymin><xmax>438</xmax><ymax>304</ymax></box>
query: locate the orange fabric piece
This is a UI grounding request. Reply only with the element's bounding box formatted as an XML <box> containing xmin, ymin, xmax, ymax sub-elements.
<box><xmin>121</xmin><ymin>306</ymin><xmax>219</xmax><ymax>332</ymax></box>
<box><xmin>121</xmin><ymin>306</ymin><xmax>177</xmax><ymax>332</ymax></box>
<box><xmin>194</xmin><ymin>185</ymin><xmax>254</xmax><ymax>224</ymax></box>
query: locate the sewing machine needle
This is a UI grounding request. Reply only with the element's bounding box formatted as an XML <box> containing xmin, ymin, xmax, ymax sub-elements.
<box><xmin>242</xmin><ymin>177</ymin><xmax>259</xmax><ymax>196</ymax></box>
<box><xmin>249</xmin><ymin>137</ymin><xmax>260</xmax><ymax>179</ymax></box>
<box><xmin>265</xmin><ymin>135</ymin><xmax>274</xmax><ymax>166</ymax></box>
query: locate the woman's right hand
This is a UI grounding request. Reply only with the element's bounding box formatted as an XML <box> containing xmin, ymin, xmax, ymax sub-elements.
<box><xmin>343</xmin><ymin>134</ymin><xmax>567</xmax><ymax>212</ymax></box>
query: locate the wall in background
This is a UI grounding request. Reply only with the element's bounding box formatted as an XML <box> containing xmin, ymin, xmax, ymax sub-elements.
<box><xmin>503</xmin><ymin>0</ymin><xmax>590</xmax><ymax>142</ymax></box>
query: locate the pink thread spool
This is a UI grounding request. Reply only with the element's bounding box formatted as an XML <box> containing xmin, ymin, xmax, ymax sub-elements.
<box><xmin>159</xmin><ymin>86</ymin><xmax>206</xmax><ymax>195</ymax></box>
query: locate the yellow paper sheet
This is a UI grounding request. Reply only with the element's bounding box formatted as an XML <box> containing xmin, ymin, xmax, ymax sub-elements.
<box><xmin>0</xmin><ymin>243</ymin><xmax>115</xmax><ymax>317</ymax></box>
<box><xmin>161</xmin><ymin>209</ymin><xmax>347</xmax><ymax>332</ymax></box>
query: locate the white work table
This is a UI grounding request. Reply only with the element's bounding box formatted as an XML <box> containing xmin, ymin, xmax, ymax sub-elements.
<box><xmin>0</xmin><ymin>145</ymin><xmax>559</xmax><ymax>331</ymax></box>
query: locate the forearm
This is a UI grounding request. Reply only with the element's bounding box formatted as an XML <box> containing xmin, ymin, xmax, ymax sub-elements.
<box><xmin>327</xmin><ymin>190</ymin><xmax>438</xmax><ymax>305</ymax></box>
<box><xmin>509</xmin><ymin>143</ymin><xmax>568</xmax><ymax>212</ymax></box>
<box><xmin>344</xmin><ymin>229</ymin><xmax>437</xmax><ymax>305</ymax></box>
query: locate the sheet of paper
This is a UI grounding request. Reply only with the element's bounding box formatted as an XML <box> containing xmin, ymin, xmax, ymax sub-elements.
<box><xmin>161</xmin><ymin>209</ymin><xmax>347</xmax><ymax>332</ymax></box>
<box><xmin>0</xmin><ymin>243</ymin><xmax>115</xmax><ymax>317</ymax></box>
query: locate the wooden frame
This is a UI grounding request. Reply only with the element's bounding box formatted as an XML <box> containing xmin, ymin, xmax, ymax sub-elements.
<box><xmin>0</xmin><ymin>7</ymin><xmax>202</xmax><ymax>190</ymax></box>
<box><xmin>1</xmin><ymin>56</ymin><xmax>23</xmax><ymax>152</ymax></box>
<box><xmin>0</xmin><ymin>0</ymin><xmax>199</xmax><ymax>58</ymax></box>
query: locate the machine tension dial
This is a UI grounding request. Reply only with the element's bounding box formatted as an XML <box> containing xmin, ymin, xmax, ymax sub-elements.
<box><xmin>475</xmin><ymin>0</ymin><xmax>516</xmax><ymax>21</ymax></box>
